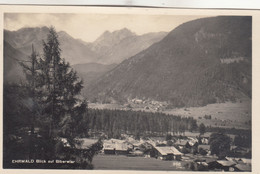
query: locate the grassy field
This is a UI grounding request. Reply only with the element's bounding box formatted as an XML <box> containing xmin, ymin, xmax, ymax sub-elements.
<box><xmin>164</xmin><ymin>99</ymin><xmax>251</xmax><ymax>129</ymax></box>
<box><xmin>92</xmin><ymin>154</ymin><xmax>189</xmax><ymax>170</ymax></box>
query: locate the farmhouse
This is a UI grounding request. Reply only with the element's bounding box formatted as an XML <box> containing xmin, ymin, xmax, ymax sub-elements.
<box><xmin>154</xmin><ymin>146</ymin><xmax>182</xmax><ymax>161</ymax></box>
<box><xmin>115</xmin><ymin>143</ymin><xmax>130</xmax><ymax>155</ymax></box>
<box><xmin>103</xmin><ymin>144</ymin><xmax>116</xmax><ymax>155</ymax></box>
<box><xmin>103</xmin><ymin>140</ymin><xmax>132</xmax><ymax>155</ymax></box>
<box><xmin>208</xmin><ymin>160</ymin><xmax>236</xmax><ymax>171</ymax></box>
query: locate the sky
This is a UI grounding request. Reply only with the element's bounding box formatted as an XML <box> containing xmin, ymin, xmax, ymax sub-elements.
<box><xmin>4</xmin><ymin>13</ymin><xmax>207</xmax><ymax>42</ymax></box>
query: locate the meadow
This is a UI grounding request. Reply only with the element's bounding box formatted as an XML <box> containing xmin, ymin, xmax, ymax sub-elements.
<box><xmin>92</xmin><ymin>154</ymin><xmax>188</xmax><ymax>170</ymax></box>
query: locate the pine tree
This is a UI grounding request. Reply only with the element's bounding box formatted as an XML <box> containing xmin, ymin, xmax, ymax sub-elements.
<box><xmin>20</xmin><ymin>44</ymin><xmax>39</xmax><ymax>135</ymax></box>
<box><xmin>37</xmin><ymin>26</ymin><xmax>86</xmax><ymax>139</ymax></box>
<box><xmin>19</xmin><ymin>45</ymin><xmax>41</xmax><ymax>159</ymax></box>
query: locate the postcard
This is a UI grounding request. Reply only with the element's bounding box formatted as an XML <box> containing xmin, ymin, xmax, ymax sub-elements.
<box><xmin>0</xmin><ymin>5</ymin><xmax>259</xmax><ymax>173</ymax></box>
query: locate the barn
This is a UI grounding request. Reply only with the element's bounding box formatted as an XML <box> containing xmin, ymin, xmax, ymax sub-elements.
<box><xmin>154</xmin><ymin>146</ymin><xmax>182</xmax><ymax>161</ymax></box>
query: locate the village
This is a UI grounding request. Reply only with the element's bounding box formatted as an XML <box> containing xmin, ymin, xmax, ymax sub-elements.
<box><xmin>71</xmin><ymin>132</ymin><xmax>251</xmax><ymax>171</ymax></box>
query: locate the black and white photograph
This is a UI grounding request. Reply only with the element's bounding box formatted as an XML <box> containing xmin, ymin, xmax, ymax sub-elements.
<box><xmin>2</xmin><ymin>6</ymin><xmax>254</xmax><ymax>172</ymax></box>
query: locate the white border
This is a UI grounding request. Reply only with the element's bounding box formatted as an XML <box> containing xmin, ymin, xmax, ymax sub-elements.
<box><xmin>0</xmin><ymin>0</ymin><xmax>260</xmax><ymax>9</ymax></box>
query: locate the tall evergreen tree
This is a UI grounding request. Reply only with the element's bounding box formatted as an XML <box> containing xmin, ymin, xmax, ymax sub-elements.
<box><xmin>38</xmin><ymin>26</ymin><xmax>86</xmax><ymax>139</ymax></box>
<box><xmin>20</xmin><ymin>44</ymin><xmax>39</xmax><ymax>135</ymax></box>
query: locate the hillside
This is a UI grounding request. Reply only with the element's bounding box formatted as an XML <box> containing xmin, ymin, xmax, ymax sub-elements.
<box><xmin>85</xmin><ymin>16</ymin><xmax>252</xmax><ymax>107</ymax></box>
<box><xmin>4</xmin><ymin>41</ymin><xmax>27</xmax><ymax>83</ymax></box>
<box><xmin>72</xmin><ymin>63</ymin><xmax>117</xmax><ymax>88</ymax></box>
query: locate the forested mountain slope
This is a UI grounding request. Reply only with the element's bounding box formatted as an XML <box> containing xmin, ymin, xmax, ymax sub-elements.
<box><xmin>85</xmin><ymin>16</ymin><xmax>252</xmax><ymax>107</ymax></box>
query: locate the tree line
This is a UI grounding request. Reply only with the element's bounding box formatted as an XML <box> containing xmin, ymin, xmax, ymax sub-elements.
<box><xmin>83</xmin><ymin>108</ymin><xmax>198</xmax><ymax>139</ymax></box>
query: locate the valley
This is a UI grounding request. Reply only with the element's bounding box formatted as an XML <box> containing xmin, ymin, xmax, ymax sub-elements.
<box><xmin>88</xmin><ymin>98</ymin><xmax>251</xmax><ymax>130</ymax></box>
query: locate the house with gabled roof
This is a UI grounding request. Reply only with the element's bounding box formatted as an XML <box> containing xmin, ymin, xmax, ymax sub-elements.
<box><xmin>154</xmin><ymin>146</ymin><xmax>182</xmax><ymax>161</ymax></box>
<box><xmin>208</xmin><ymin>160</ymin><xmax>236</xmax><ymax>171</ymax></box>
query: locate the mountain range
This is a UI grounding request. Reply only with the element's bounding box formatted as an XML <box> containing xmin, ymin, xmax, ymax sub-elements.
<box><xmin>91</xmin><ymin>28</ymin><xmax>167</xmax><ymax>64</ymax></box>
<box><xmin>4</xmin><ymin>27</ymin><xmax>167</xmax><ymax>84</ymax></box>
<box><xmin>4</xmin><ymin>16</ymin><xmax>252</xmax><ymax>108</ymax></box>
<box><xmin>4</xmin><ymin>27</ymin><xmax>167</xmax><ymax>65</ymax></box>
<box><xmin>4</xmin><ymin>27</ymin><xmax>98</xmax><ymax>65</ymax></box>
<box><xmin>84</xmin><ymin>16</ymin><xmax>252</xmax><ymax>107</ymax></box>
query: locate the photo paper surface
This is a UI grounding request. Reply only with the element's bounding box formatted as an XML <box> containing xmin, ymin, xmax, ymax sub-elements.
<box><xmin>1</xmin><ymin>6</ymin><xmax>259</xmax><ymax>173</ymax></box>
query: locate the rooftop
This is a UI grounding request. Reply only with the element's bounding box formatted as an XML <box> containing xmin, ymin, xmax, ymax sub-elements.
<box><xmin>216</xmin><ymin>160</ymin><xmax>236</xmax><ymax>167</ymax></box>
<box><xmin>198</xmin><ymin>144</ymin><xmax>211</xmax><ymax>150</ymax></box>
<box><xmin>155</xmin><ymin>146</ymin><xmax>182</xmax><ymax>156</ymax></box>
<box><xmin>235</xmin><ymin>164</ymin><xmax>251</xmax><ymax>171</ymax></box>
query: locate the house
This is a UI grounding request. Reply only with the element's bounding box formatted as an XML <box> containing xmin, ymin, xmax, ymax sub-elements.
<box><xmin>201</xmin><ymin>137</ymin><xmax>209</xmax><ymax>144</ymax></box>
<box><xmin>230</xmin><ymin>146</ymin><xmax>251</xmax><ymax>157</ymax></box>
<box><xmin>198</xmin><ymin>144</ymin><xmax>211</xmax><ymax>155</ymax></box>
<box><xmin>128</xmin><ymin>150</ymin><xmax>144</xmax><ymax>157</ymax></box>
<box><xmin>175</xmin><ymin>139</ymin><xmax>200</xmax><ymax>154</ymax></box>
<box><xmin>208</xmin><ymin>160</ymin><xmax>236</xmax><ymax>171</ymax></box>
<box><xmin>188</xmin><ymin>141</ymin><xmax>198</xmax><ymax>147</ymax></box>
<box><xmin>138</xmin><ymin>142</ymin><xmax>155</xmax><ymax>157</ymax></box>
<box><xmin>234</xmin><ymin>163</ymin><xmax>251</xmax><ymax>172</ymax></box>
<box><xmin>198</xmin><ymin>144</ymin><xmax>210</xmax><ymax>151</ymax></box>
<box><xmin>175</xmin><ymin>140</ymin><xmax>191</xmax><ymax>149</ymax></box>
<box><xmin>115</xmin><ymin>143</ymin><xmax>130</xmax><ymax>155</ymax></box>
<box><xmin>103</xmin><ymin>140</ymin><xmax>131</xmax><ymax>155</ymax></box>
<box><xmin>230</xmin><ymin>146</ymin><xmax>250</xmax><ymax>153</ymax></box>
<box><xmin>192</xmin><ymin>159</ymin><xmax>209</xmax><ymax>171</ymax></box>
<box><xmin>189</xmin><ymin>141</ymin><xmax>199</xmax><ymax>154</ymax></box>
<box><xmin>225</xmin><ymin>156</ymin><xmax>252</xmax><ymax>169</ymax></box>
<box><xmin>225</xmin><ymin>157</ymin><xmax>237</xmax><ymax>163</ymax></box>
<box><xmin>139</xmin><ymin>142</ymin><xmax>154</xmax><ymax>151</ymax></box>
<box><xmin>103</xmin><ymin>141</ymin><xmax>116</xmax><ymax>154</ymax></box>
<box><xmin>200</xmin><ymin>132</ymin><xmax>211</xmax><ymax>138</ymax></box>
<box><xmin>104</xmin><ymin>147</ymin><xmax>116</xmax><ymax>154</ymax></box>
<box><xmin>154</xmin><ymin>146</ymin><xmax>182</xmax><ymax>161</ymax></box>
<box><xmin>240</xmin><ymin>158</ymin><xmax>251</xmax><ymax>165</ymax></box>
<box><xmin>156</xmin><ymin>141</ymin><xmax>167</xmax><ymax>147</ymax></box>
